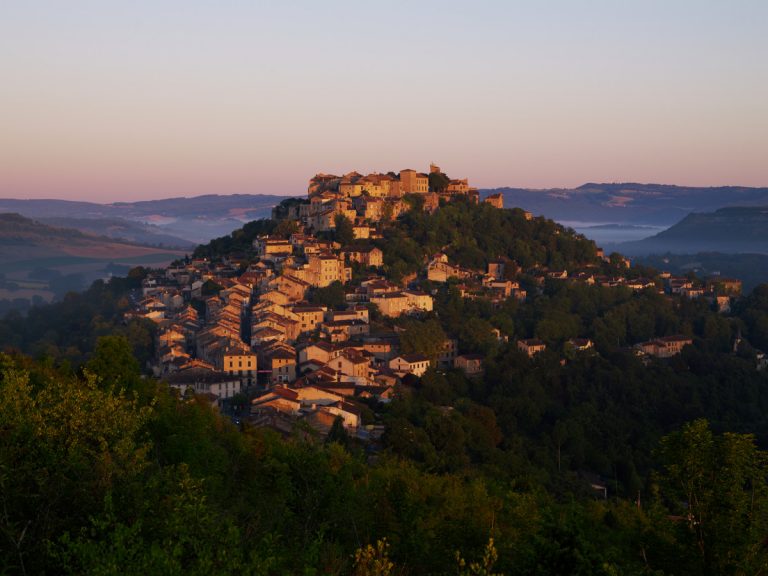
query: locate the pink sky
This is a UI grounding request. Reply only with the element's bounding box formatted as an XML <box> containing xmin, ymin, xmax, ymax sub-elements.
<box><xmin>1</xmin><ymin>1</ymin><xmax>766</xmax><ymax>202</ymax></box>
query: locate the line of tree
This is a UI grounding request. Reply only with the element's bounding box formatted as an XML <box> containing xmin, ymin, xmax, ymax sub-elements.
<box><xmin>4</xmin><ymin>349</ymin><xmax>768</xmax><ymax>574</ymax></box>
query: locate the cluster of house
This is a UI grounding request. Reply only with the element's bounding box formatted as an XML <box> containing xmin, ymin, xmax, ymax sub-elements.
<box><xmin>515</xmin><ymin>337</ymin><xmax>595</xmax><ymax>358</ymax></box>
<box><xmin>126</xmin><ymin>164</ymin><xmax>756</xmax><ymax>438</ymax></box>
<box><xmin>424</xmin><ymin>251</ymin><xmax>642</xmax><ymax>304</ymax></box>
<box><xmin>635</xmin><ymin>335</ymin><xmax>694</xmax><ymax>359</ymax></box>
<box><xmin>662</xmin><ymin>275</ymin><xmax>742</xmax><ymax>312</ymax></box>
<box><xmin>274</xmin><ymin>164</ymin><xmax>503</xmax><ymax>234</ymax></box>
<box><xmin>131</xmin><ymin>261</ymin><xmax>260</xmax><ymax>406</ymax></box>
<box><xmin>135</xmin><ymin>240</ymin><xmax>698</xmax><ymax>437</ymax></box>
<box><xmin>308</xmin><ymin>163</ymin><xmax>479</xmax><ymax>199</ymax></box>
<box><xmin>428</xmin><ymin>255</ymin><xmax>741</xmax><ymax>362</ymax></box>
<box><xmin>424</xmin><ymin>254</ymin><xmax>529</xmax><ymax>305</ymax></box>
<box><xmin>515</xmin><ymin>334</ymin><xmax>699</xmax><ymax>361</ymax></box>
<box><xmin>127</xmin><ymin>208</ymin><xmax>491</xmax><ymax>438</ymax></box>
<box><xmin>496</xmin><ymin>263</ymin><xmax>742</xmax><ymax>313</ymax></box>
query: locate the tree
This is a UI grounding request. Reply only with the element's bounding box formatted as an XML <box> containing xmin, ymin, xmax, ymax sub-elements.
<box><xmin>381</xmin><ymin>202</ymin><xmax>394</xmax><ymax>223</ymax></box>
<box><xmin>334</xmin><ymin>214</ymin><xmax>354</xmax><ymax>246</ymax></box>
<box><xmin>655</xmin><ymin>419</ymin><xmax>768</xmax><ymax>574</ymax></box>
<box><xmin>325</xmin><ymin>416</ymin><xmax>351</xmax><ymax>449</ymax></box>
<box><xmin>126</xmin><ymin>266</ymin><xmax>149</xmax><ymax>288</ymax></box>
<box><xmin>56</xmin><ymin>466</ymin><xmax>250</xmax><ymax>575</ymax></box>
<box><xmin>230</xmin><ymin>392</ymin><xmax>248</xmax><ymax>414</ymax></box>
<box><xmin>459</xmin><ymin>317</ymin><xmax>498</xmax><ymax>355</ymax></box>
<box><xmin>310</xmin><ymin>281</ymin><xmax>346</xmax><ymax>309</ymax></box>
<box><xmin>428</xmin><ymin>172</ymin><xmax>450</xmax><ymax>193</ymax></box>
<box><xmin>0</xmin><ymin>359</ymin><xmax>152</xmax><ymax>574</ymax></box>
<box><xmin>399</xmin><ymin>318</ymin><xmax>447</xmax><ymax>363</ymax></box>
<box><xmin>86</xmin><ymin>335</ymin><xmax>142</xmax><ymax>393</ymax></box>
<box><xmin>366</xmin><ymin>302</ymin><xmax>383</xmax><ymax>323</ymax></box>
<box><xmin>201</xmin><ymin>279</ymin><xmax>223</xmax><ymax>296</ymax></box>
<box><xmin>274</xmin><ymin>219</ymin><xmax>299</xmax><ymax>239</ymax></box>
<box><xmin>456</xmin><ymin>538</ymin><xmax>503</xmax><ymax>576</ymax></box>
<box><xmin>353</xmin><ymin>539</ymin><xmax>395</xmax><ymax>576</ymax></box>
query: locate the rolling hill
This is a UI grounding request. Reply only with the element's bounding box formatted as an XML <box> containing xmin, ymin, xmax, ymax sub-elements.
<box><xmin>483</xmin><ymin>183</ymin><xmax>768</xmax><ymax>226</ymax></box>
<box><xmin>0</xmin><ymin>193</ymin><xmax>295</xmax><ymax>244</ymax></box>
<box><xmin>0</xmin><ymin>213</ymin><xmax>186</xmax><ymax>302</ymax></box>
<box><xmin>37</xmin><ymin>217</ymin><xmax>195</xmax><ymax>248</ymax></box>
<box><xmin>619</xmin><ymin>206</ymin><xmax>768</xmax><ymax>255</ymax></box>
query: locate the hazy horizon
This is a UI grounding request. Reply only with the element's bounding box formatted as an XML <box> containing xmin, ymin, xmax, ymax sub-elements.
<box><xmin>4</xmin><ymin>179</ymin><xmax>768</xmax><ymax>206</ymax></box>
<box><xmin>2</xmin><ymin>0</ymin><xmax>767</xmax><ymax>202</ymax></box>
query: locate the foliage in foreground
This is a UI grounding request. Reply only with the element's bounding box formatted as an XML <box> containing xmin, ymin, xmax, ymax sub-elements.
<box><xmin>3</xmin><ymin>352</ymin><xmax>768</xmax><ymax>575</ymax></box>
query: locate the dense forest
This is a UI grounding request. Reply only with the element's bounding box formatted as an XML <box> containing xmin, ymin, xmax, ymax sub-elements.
<box><xmin>4</xmin><ymin>351</ymin><xmax>768</xmax><ymax>575</ymax></box>
<box><xmin>4</xmin><ymin>199</ymin><xmax>768</xmax><ymax>574</ymax></box>
<box><xmin>377</xmin><ymin>200</ymin><xmax>598</xmax><ymax>278</ymax></box>
<box><xmin>0</xmin><ymin>268</ymin><xmax>155</xmax><ymax>367</ymax></box>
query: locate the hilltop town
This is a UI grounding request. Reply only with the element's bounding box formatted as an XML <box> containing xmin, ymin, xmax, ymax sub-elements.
<box><xmin>5</xmin><ymin>165</ymin><xmax>768</xmax><ymax>576</ymax></box>
<box><xmin>281</xmin><ymin>163</ymin><xmax>502</xmax><ymax>230</ymax></box>
<box><xmin>127</xmin><ymin>165</ymin><xmax>753</xmax><ymax>439</ymax></box>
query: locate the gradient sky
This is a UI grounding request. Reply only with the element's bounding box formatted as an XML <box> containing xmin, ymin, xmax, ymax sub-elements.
<box><xmin>1</xmin><ymin>0</ymin><xmax>767</xmax><ymax>202</ymax></box>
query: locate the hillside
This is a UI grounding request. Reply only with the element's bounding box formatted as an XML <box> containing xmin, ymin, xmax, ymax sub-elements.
<box><xmin>0</xmin><ymin>213</ymin><xmax>185</xmax><ymax>304</ymax></box>
<box><xmin>6</xmin><ymin>193</ymin><xmax>768</xmax><ymax>573</ymax></box>
<box><xmin>38</xmin><ymin>216</ymin><xmax>195</xmax><ymax>248</ymax></box>
<box><xmin>0</xmin><ymin>213</ymin><xmax>186</xmax><ymax>257</ymax></box>
<box><xmin>619</xmin><ymin>207</ymin><xmax>768</xmax><ymax>255</ymax></box>
<box><xmin>483</xmin><ymin>183</ymin><xmax>768</xmax><ymax>226</ymax></box>
<box><xmin>636</xmin><ymin>252</ymin><xmax>768</xmax><ymax>292</ymax></box>
<box><xmin>194</xmin><ymin>199</ymin><xmax>600</xmax><ymax>274</ymax></box>
<box><xmin>0</xmin><ymin>193</ymin><xmax>294</xmax><ymax>244</ymax></box>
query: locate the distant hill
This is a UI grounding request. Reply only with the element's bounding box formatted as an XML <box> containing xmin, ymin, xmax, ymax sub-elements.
<box><xmin>0</xmin><ymin>213</ymin><xmax>187</xmax><ymax>264</ymax></box>
<box><xmin>0</xmin><ymin>213</ymin><xmax>185</xmax><ymax>302</ymax></box>
<box><xmin>38</xmin><ymin>217</ymin><xmax>195</xmax><ymax>248</ymax></box>
<box><xmin>0</xmin><ymin>193</ymin><xmax>295</xmax><ymax>244</ymax></box>
<box><xmin>483</xmin><ymin>183</ymin><xmax>768</xmax><ymax>226</ymax></box>
<box><xmin>0</xmin><ymin>213</ymin><xmax>113</xmax><ymax>247</ymax></box>
<box><xmin>619</xmin><ymin>207</ymin><xmax>768</xmax><ymax>255</ymax></box>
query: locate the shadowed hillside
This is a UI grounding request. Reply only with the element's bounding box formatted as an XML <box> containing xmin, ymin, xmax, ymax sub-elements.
<box><xmin>0</xmin><ymin>193</ymin><xmax>296</xmax><ymax>244</ymax></box>
<box><xmin>620</xmin><ymin>207</ymin><xmax>768</xmax><ymax>255</ymax></box>
<box><xmin>0</xmin><ymin>213</ymin><xmax>185</xmax><ymax>304</ymax></box>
